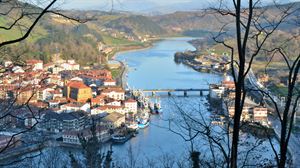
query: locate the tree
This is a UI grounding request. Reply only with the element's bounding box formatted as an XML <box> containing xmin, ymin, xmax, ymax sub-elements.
<box><xmin>210</xmin><ymin>1</ymin><xmax>296</xmax><ymax>167</ymax></box>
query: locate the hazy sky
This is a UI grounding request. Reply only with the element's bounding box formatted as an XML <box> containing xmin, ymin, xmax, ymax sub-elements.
<box><xmin>56</xmin><ymin>0</ymin><xmax>299</xmax><ymax>13</ymax></box>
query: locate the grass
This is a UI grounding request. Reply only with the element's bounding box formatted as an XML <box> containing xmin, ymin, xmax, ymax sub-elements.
<box><xmin>101</xmin><ymin>34</ymin><xmax>143</xmax><ymax>46</ymax></box>
<box><xmin>0</xmin><ymin>16</ymin><xmax>48</xmax><ymax>43</ymax></box>
<box><xmin>111</xmin><ymin>68</ymin><xmax>122</xmax><ymax>79</ymax></box>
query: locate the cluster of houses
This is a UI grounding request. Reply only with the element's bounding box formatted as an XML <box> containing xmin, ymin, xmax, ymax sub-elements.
<box><xmin>209</xmin><ymin>74</ymin><xmax>269</xmax><ymax>126</ymax></box>
<box><xmin>174</xmin><ymin>51</ymin><xmax>230</xmax><ymax>73</ymax></box>
<box><xmin>0</xmin><ymin>58</ymin><xmax>138</xmax><ymax>145</ymax></box>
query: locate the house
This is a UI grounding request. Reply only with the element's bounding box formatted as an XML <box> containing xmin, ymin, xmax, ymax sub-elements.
<box><xmin>26</xmin><ymin>59</ymin><xmax>43</xmax><ymax>71</ymax></box>
<box><xmin>39</xmin><ymin>111</ymin><xmax>87</xmax><ymax>132</ymax></box>
<box><xmin>91</xmin><ymin>95</ymin><xmax>106</xmax><ymax>106</ymax></box>
<box><xmin>228</xmin><ymin>105</ymin><xmax>252</xmax><ymax>121</ymax></box>
<box><xmin>105</xmin><ymin>98</ymin><xmax>122</xmax><ymax>106</ymax></box>
<box><xmin>209</xmin><ymin>84</ymin><xmax>225</xmax><ymax>99</ymax></box>
<box><xmin>253</xmin><ymin>107</ymin><xmax>268</xmax><ymax>125</ymax></box>
<box><xmin>103</xmin><ymin>78</ymin><xmax>116</xmax><ymax>86</ymax></box>
<box><xmin>37</xmin><ymin>87</ymin><xmax>55</xmax><ymax>101</ymax></box>
<box><xmin>4</xmin><ymin>61</ymin><xmax>13</xmax><ymax>68</ymax></box>
<box><xmin>15</xmin><ymin>86</ymin><xmax>38</xmax><ymax>104</ymax></box>
<box><xmin>101</xmin><ymin>87</ymin><xmax>125</xmax><ymax>100</ymax></box>
<box><xmin>12</xmin><ymin>66</ymin><xmax>24</xmax><ymax>73</ymax></box>
<box><xmin>64</xmin><ymin>81</ymin><xmax>92</xmax><ymax>103</ymax></box>
<box><xmin>91</xmin><ymin>105</ymin><xmax>124</xmax><ymax>115</ymax></box>
<box><xmin>222</xmin><ymin>81</ymin><xmax>235</xmax><ymax>90</ymax></box>
<box><xmin>62</xmin><ymin>126</ymin><xmax>110</xmax><ymax>145</ymax></box>
<box><xmin>124</xmin><ymin>99</ymin><xmax>138</xmax><ymax>113</ymax></box>
<box><xmin>60</xmin><ymin>102</ymin><xmax>90</xmax><ymax>113</ymax></box>
<box><xmin>100</xmin><ymin>112</ymin><xmax>125</xmax><ymax>129</ymax></box>
<box><xmin>228</xmin><ymin>105</ymin><xmax>268</xmax><ymax>124</ymax></box>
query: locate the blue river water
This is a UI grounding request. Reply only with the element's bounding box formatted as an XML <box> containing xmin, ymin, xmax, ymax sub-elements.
<box><xmin>113</xmin><ymin>37</ymin><xmax>223</xmax><ymax>163</ymax></box>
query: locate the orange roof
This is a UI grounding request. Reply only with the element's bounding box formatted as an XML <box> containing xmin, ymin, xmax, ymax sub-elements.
<box><xmin>104</xmin><ymin>78</ymin><xmax>116</xmax><ymax>82</ymax></box>
<box><xmin>26</xmin><ymin>59</ymin><xmax>43</xmax><ymax>64</ymax></box>
<box><xmin>96</xmin><ymin>105</ymin><xmax>123</xmax><ymax>110</ymax></box>
<box><xmin>67</xmin><ymin>81</ymin><xmax>89</xmax><ymax>89</ymax></box>
<box><xmin>125</xmin><ymin>99</ymin><xmax>136</xmax><ymax>103</ymax></box>
<box><xmin>101</xmin><ymin>87</ymin><xmax>124</xmax><ymax>93</ymax></box>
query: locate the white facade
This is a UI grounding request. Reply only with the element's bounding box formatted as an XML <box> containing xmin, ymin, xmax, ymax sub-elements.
<box><xmin>209</xmin><ymin>85</ymin><xmax>225</xmax><ymax>99</ymax></box>
<box><xmin>102</xmin><ymin>91</ymin><xmax>125</xmax><ymax>100</ymax></box>
<box><xmin>103</xmin><ymin>80</ymin><xmax>116</xmax><ymax>86</ymax></box>
<box><xmin>124</xmin><ymin>100</ymin><xmax>138</xmax><ymax>113</ymax></box>
<box><xmin>106</xmin><ymin>100</ymin><xmax>121</xmax><ymax>106</ymax></box>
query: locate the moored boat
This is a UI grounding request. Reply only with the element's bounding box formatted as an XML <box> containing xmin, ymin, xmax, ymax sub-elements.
<box><xmin>111</xmin><ymin>132</ymin><xmax>134</xmax><ymax>143</ymax></box>
<box><xmin>138</xmin><ymin>120</ymin><xmax>150</xmax><ymax>129</ymax></box>
<box><xmin>126</xmin><ymin>123</ymin><xmax>139</xmax><ymax>131</ymax></box>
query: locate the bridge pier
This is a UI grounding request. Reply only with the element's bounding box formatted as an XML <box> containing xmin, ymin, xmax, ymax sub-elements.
<box><xmin>152</xmin><ymin>91</ymin><xmax>156</xmax><ymax>97</ymax></box>
<box><xmin>184</xmin><ymin>91</ymin><xmax>187</xmax><ymax>97</ymax></box>
<box><xmin>200</xmin><ymin>90</ymin><xmax>203</xmax><ymax>96</ymax></box>
<box><xmin>168</xmin><ymin>92</ymin><xmax>171</xmax><ymax>96</ymax></box>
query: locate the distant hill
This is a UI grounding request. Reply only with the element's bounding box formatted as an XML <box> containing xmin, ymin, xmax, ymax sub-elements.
<box><xmin>152</xmin><ymin>2</ymin><xmax>300</xmax><ymax>35</ymax></box>
<box><xmin>105</xmin><ymin>15</ymin><xmax>166</xmax><ymax>36</ymax></box>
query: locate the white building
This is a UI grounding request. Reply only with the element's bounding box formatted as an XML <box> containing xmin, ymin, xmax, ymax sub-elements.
<box><xmin>124</xmin><ymin>99</ymin><xmax>138</xmax><ymax>113</ymax></box>
<box><xmin>209</xmin><ymin>84</ymin><xmax>225</xmax><ymax>99</ymax></box>
<box><xmin>101</xmin><ymin>88</ymin><xmax>125</xmax><ymax>100</ymax></box>
<box><xmin>26</xmin><ymin>59</ymin><xmax>43</xmax><ymax>71</ymax></box>
<box><xmin>103</xmin><ymin>78</ymin><xmax>116</xmax><ymax>86</ymax></box>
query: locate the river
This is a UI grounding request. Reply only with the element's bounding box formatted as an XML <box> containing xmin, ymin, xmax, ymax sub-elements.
<box><xmin>114</xmin><ymin>37</ymin><xmax>222</xmax><ymax>163</ymax></box>
<box><xmin>113</xmin><ymin>37</ymin><xmax>278</xmax><ymax>166</ymax></box>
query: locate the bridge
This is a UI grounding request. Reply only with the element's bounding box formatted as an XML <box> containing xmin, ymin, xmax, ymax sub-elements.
<box><xmin>139</xmin><ymin>88</ymin><xmax>210</xmax><ymax>97</ymax></box>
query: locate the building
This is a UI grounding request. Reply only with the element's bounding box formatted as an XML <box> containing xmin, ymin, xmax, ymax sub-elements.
<box><xmin>60</xmin><ymin>102</ymin><xmax>90</xmax><ymax>113</ymax></box>
<box><xmin>209</xmin><ymin>84</ymin><xmax>225</xmax><ymax>99</ymax></box>
<box><xmin>26</xmin><ymin>59</ymin><xmax>43</xmax><ymax>71</ymax></box>
<box><xmin>91</xmin><ymin>95</ymin><xmax>106</xmax><ymax>106</ymax></box>
<box><xmin>64</xmin><ymin>81</ymin><xmax>92</xmax><ymax>103</ymax></box>
<box><xmin>253</xmin><ymin>107</ymin><xmax>268</xmax><ymax>125</ymax></box>
<box><xmin>124</xmin><ymin>99</ymin><xmax>138</xmax><ymax>113</ymax></box>
<box><xmin>228</xmin><ymin>105</ymin><xmax>252</xmax><ymax>121</ymax></box>
<box><xmin>15</xmin><ymin>86</ymin><xmax>38</xmax><ymax>104</ymax></box>
<box><xmin>39</xmin><ymin>111</ymin><xmax>87</xmax><ymax>132</ymax></box>
<box><xmin>100</xmin><ymin>112</ymin><xmax>125</xmax><ymax>129</ymax></box>
<box><xmin>228</xmin><ymin>105</ymin><xmax>268</xmax><ymax>124</ymax></box>
<box><xmin>91</xmin><ymin>105</ymin><xmax>125</xmax><ymax>115</ymax></box>
<box><xmin>103</xmin><ymin>78</ymin><xmax>116</xmax><ymax>86</ymax></box>
<box><xmin>101</xmin><ymin>87</ymin><xmax>125</xmax><ymax>100</ymax></box>
<box><xmin>62</xmin><ymin>126</ymin><xmax>110</xmax><ymax>145</ymax></box>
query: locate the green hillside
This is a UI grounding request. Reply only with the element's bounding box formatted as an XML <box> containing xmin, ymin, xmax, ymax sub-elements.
<box><xmin>105</xmin><ymin>15</ymin><xmax>166</xmax><ymax>36</ymax></box>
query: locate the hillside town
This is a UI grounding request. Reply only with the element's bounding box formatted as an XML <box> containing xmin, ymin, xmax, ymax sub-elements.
<box><xmin>0</xmin><ymin>58</ymin><xmax>150</xmax><ymax>153</ymax></box>
<box><xmin>209</xmin><ymin>75</ymin><xmax>269</xmax><ymax>127</ymax></box>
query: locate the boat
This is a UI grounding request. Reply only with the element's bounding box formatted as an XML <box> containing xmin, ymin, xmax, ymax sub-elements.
<box><xmin>111</xmin><ymin>132</ymin><xmax>134</xmax><ymax>143</ymax></box>
<box><xmin>138</xmin><ymin>119</ymin><xmax>150</xmax><ymax>129</ymax></box>
<box><xmin>126</xmin><ymin>123</ymin><xmax>139</xmax><ymax>131</ymax></box>
<box><xmin>154</xmin><ymin>102</ymin><xmax>162</xmax><ymax>114</ymax></box>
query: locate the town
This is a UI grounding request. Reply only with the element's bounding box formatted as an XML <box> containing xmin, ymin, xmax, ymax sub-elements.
<box><xmin>0</xmin><ymin>58</ymin><xmax>158</xmax><ymax>158</ymax></box>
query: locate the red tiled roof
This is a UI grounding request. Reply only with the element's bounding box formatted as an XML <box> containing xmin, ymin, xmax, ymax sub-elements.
<box><xmin>104</xmin><ymin>78</ymin><xmax>116</xmax><ymax>82</ymax></box>
<box><xmin>66</xmin><ymin>81</ymin><xmax>89</xmax><ymax>89</ymax></box>
<box><xmin>101</xmin><ymin>87</ymin><xmax>124</xmax><ymax>93</ymax></box>
<box><xmin>125</xmin><ymin>99</ymin><xmax>136</xmax><ymax>103</ymax></box>
<box><xmin>26</xmin><ymin>59</ymin><xmax>43</xmax><ymax>64</ymax></box>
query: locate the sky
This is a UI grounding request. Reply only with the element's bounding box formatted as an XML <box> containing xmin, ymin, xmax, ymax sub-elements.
<box><xmin>55</xmin><ymin>0</ymin><xmax>300</xmax><ymax>14</ymax></box>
